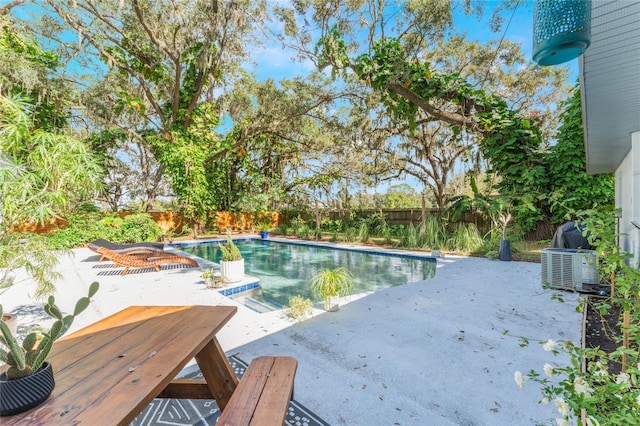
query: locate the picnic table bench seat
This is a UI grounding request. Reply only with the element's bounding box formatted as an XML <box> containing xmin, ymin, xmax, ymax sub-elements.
<box><xmin>217</xmin><ymin>356</ymin><xmax>298</xmax><ymax>426</ymax></box>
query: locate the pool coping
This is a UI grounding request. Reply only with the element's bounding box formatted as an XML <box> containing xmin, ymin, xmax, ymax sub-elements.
<box><xmin>172</xmin><ymin>236</ymin><xmax>438</xmax><ymax>262</ymax></box>
<box><xmin>171</xmin><ymin>237</ymin><xmax>438</xmax><ymax>312</ymax></box>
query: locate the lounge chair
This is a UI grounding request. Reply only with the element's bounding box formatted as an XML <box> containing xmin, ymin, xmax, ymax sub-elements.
<box><xmin>87</xmin><ymin>238</ymin><xmax>165</xmax><ymax>261</ymax></box>
<box><xmin>95</xmin><ymin>247</ymin><xmax>198</xmax><ymax>275</ymax></box>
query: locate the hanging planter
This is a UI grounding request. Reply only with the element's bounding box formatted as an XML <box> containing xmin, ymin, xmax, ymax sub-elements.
<box><xmin>533</xmin><ymin>0</ymin><xmax>591</xmax><ymax>66</ymax></box>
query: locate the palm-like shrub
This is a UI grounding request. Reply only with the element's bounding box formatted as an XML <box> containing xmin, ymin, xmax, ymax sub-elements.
<box><xmin>0</xmin><ymin>94</ymin><xmax>102</xmax><ymax>297</ymax></box>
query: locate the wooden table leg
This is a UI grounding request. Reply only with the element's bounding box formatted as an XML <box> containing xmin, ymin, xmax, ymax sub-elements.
<box><xmin>195</xmin><ymin>337</ymin><xmax>239</xmax><ymax>411</ymax></box>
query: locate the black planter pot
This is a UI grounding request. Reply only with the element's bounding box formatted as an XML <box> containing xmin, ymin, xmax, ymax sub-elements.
<box><xmin>0</xmin><ymin>361</ymin><xmax>55</xmax><ymax>416</ymax></box>
<box><xmin>499</xmin><ymin>239</ymin><xmax>512</xmax><ymax>261</ymax></box>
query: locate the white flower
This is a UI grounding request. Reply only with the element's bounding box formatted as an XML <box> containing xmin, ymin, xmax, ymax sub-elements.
<box><xmin>592</xmin><ymin>369</ymin><xmax>608</xmax><ymax>378</ymax></box>
<box><xmin>554</xmin><ymin>397</ymin><xmax>569</xmax><ymax>416</ymax></box>
<box><xmin>556</xmin><ymin>418</ymin><xmax>569</xmax><ymax>426</ymax></box>
<box><xmin>593</xmin><ymin>362</ymin><xmax>608</xmax><ymax>378</ymax></box>
<box><xmin>544</xmin><ymin>339</ymin><xmax>557</xmax><ymax>352</ymax></box>
<box><xmin>541</xmin><ymin>396</ymin><xmax>550</xmax><ymax>404</ymax></box>
<box><xmin>615</xmin><ymin>372</ymin><xmax>630</xmax><ymax>387</ymax></box>
<box><xmin>544</xmin><ymin>363</ymin><xmax>554</xmax><ymax>377</ymax></box>
<box><xmin>586</xmin><ymin>416</ymin><xmax>601</xmax><ymax>426</ymax></box>
<box><xmin>574</xmin><ymin>376</ymin><xmax>593</xmax><ymax>397</ymax></box>
<box><xmin>514</xmin><ymin>371</ymin><xmax>524</xmax><ymax>388</ymax></box>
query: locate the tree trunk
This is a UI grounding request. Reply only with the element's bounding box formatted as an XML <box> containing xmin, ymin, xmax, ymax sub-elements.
<box><xmin>145</xmin><ymin>192</ymin><xmax>156</xmax><ymax>212</ymax></box>
<box><xmin>421</xmin><ymin>193</ymin><xmax>426</xmax><ymax>233</ymax></box>
<box><xmin>315</xmin><ymin>199</ymin><xmax>321</xmax><ymax>229</ymax></box>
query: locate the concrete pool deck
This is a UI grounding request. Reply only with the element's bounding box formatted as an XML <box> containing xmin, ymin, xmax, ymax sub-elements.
<box><xmin>1</xmin><ymin>239</ymin><xmax>582</xmax><ymax>425</ymax></box>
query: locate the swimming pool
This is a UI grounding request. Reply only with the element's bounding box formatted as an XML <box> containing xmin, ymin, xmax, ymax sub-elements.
<box><xmin>179</xmin><ymin>239</ymin><xmax>437</xmax><ymax>311</ymax></box>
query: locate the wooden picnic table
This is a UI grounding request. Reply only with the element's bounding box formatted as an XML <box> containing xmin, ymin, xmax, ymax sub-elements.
<box><xmin>3</xmin><ymin>305</ymin><xmax>239</xmax><ymax>425</ymax></box>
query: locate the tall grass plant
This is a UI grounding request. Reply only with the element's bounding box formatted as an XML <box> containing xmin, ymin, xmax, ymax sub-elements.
<box><xmin>357</xmin><ymin>222</ymin><xmax>370</xmax><ymax>243</ymax></box>
<box><xmin>399</xmin><ymin>223</ymin><xmax>419</xmax><ymax>248</ymax></box>
<box><xmin>419</xmin><ymin>215</ymin><xmax>446</xmax><ymax>249</ymax></box>
<box><xmin>445</xmin><ymin>223</ymin><xmax>484</xmax><ymax>252</ymax></box>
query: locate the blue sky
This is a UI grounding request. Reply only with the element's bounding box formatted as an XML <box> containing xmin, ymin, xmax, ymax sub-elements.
<box><xmin>245</xmin><ymin>1</ymin><xmax>579</xmax><ymax>197</ymax></box>
<box><xmin>247</xmin><ymin>1</ymin><xmax>578</xmax><ymax>83</ymax></box>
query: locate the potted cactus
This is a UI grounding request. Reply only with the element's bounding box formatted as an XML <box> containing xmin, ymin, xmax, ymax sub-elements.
<box><xmin>218</xmin><ymin>231</ymin><xmax>244</xmax><ymax>283</ymax></box>
<box><xmin>0</xmin><ymin>281</ymin><xmax>99</xmax><ymax>416</ymax></box>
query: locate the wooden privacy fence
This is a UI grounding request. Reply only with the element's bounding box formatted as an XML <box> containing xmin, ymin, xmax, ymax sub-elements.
<box><xmin>210</xmin><ymin>211</ymin><xmax>280</xmax><ymax>232</ymax></box>
<box><xmin>14</xmin><ymin>211</ymin><xmax>281</xmax><ymax>235</ymax></box>
<box><xmin>14</xmin><ymin>209</ymin><xmax>489</xmax><ymax>236</ymax></box>
<box><xmin>326</xmin><ymin>208</ymin><xmax>492</xmax><ymax>235</ymax></box>
<box><xmin>13</xmin><ymin>212</ymin><xmax>188</xmax><ymax>235</ymax></box>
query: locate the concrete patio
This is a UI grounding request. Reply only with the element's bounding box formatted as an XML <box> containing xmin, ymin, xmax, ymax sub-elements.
<box><xmin>1</xmin><ymin>242</ymin><xmax>581</xmax><ymax>425</ymax></box>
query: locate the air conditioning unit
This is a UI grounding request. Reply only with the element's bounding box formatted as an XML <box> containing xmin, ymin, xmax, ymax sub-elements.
<box><xmin>541</xmin><ymin>248</ymin><xmax>599</xmax><ymax>292</ymax></box>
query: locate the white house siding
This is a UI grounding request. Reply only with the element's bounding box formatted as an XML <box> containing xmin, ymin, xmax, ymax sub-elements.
<box><xmin>616</xmin><ymin>132</ymin><xmax>640</xmax><ymax>268</ymax></box>
<box><xmin>580</xmin><ymin>0</ymin><xmax>640</xmax><ymax>266</ymax></box>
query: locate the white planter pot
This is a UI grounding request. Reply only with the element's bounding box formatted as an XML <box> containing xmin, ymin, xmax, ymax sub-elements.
<box><xmin>220</xmin><ymin>259</ymin><xmax>244</xmax><ymax>283</ymax></box>
<box><xmin>323</xmin><ymin>296</ymin><xmax>340</xmax><ymax>312</ymax></box>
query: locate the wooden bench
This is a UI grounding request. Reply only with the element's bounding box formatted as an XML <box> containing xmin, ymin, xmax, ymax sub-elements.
<box><xmin>217</xmin><ymin>356</ymin><xmax>298</xmax><ymax>426</ymax></box>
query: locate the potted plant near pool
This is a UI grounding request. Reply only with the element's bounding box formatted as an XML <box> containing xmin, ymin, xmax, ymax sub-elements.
<box><xmin>0</xmin><ymin>282</ymin><xmax>99</xmax><ymax>416</ymax></box>
<box><xmin>218</xmin><ymin>232</ymin><xmax>244</xmax><ymax>283</ymax></box>
<box><xmin>310</xmin><ymin>266</ymin><xmax>353</xmax><ymax>312</ymax></box>
<box><xmin>498</xmin><ymin>212</ymin><xmax>513</xmax><ymax>261</ymax></box>
<box><xmin>257</xmin><ymin>222</ymin><xmax>271</xmax><ymax>239</ymax></box>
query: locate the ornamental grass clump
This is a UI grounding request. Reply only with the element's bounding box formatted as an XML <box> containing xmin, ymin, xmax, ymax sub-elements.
<box><xmin>0</xmin><ymin>281</ymin><xmax>99</xmax><ymax>380</ymax></box>
<box><xmin>218</xmin><ymin>231</ymin><xmax>242</xmax><ymax>261</ymax></box>
<box><xmin>310</xmin><ymin>267</ymin><xmax>353</xmax><ymax>311</ymax></box>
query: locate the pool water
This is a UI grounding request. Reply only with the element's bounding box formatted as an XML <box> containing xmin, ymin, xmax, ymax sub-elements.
<box><xmin>181</xmin><ymin>240</ymin><xmax>437</xmax><ymax>310</ymax></box>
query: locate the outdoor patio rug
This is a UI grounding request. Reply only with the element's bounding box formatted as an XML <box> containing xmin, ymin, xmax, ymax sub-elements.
<box><xmin>131</xmin><ymin>355</ymin><xmax>329</xmax><ymax>426</ymax></box>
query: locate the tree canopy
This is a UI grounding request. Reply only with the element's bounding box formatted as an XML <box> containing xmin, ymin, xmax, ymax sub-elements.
<box><xmin>2</xmin><ymin>0</ymin><xmax>613</xmax><ymax>239</ymax></box>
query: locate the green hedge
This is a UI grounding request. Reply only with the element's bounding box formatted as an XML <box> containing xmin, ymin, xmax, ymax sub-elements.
<box><xmin>46</xmin><ymin>213</ymin><xmax>161</xmax><ymax>249</ymax></box>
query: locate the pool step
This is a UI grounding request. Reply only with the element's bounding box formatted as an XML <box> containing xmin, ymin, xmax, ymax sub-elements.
<box><xmin>242</xmin><ymin>296</ymin><xmax>282</xmax><ymax>313</ymax></box>
<box><xmin>228</xmin><ymin>286</ymin><xmax>283</xmax><ymax>313</ymax></box>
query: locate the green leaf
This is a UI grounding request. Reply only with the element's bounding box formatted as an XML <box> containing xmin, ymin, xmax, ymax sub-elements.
<box><xmin>22</xmin><ymin>332</ymin><xmax>37</xmax><ymax>351</ymax></box>
<box><xmin>46</xmin><ymin>303</ymin><xmax>63</xmax><ymax>320</ymax></box>
<box><xmin>88</xmin><ymin>281</ymin><xmax>100</xmax><ymax>298</ymax></box>
<box><xmin>73</xmin><ymin>297</ymin><xmax>90</xmax><ymax>316</ymax></box>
